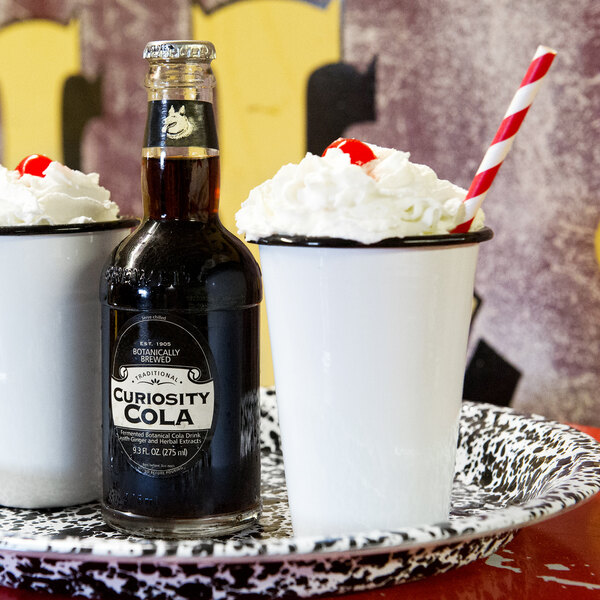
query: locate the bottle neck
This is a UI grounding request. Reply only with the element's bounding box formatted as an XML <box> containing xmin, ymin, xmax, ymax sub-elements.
<box><xmin>141</xmin><ymin>152</ymin><xmax>220</xmax><ymax>221</ymax></box>
<box><xmin>142</xmin><ymin>60</ymin><xmax>219</xmax><ymax>221</ymax></box>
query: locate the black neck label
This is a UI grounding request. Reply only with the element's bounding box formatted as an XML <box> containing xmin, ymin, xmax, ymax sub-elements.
<box><xmin>144</xmin><ymin>100</ymin><xmax>218</xmax><ymax>149</ymax></box>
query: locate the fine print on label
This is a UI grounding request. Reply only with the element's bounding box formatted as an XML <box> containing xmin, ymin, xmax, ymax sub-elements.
<box><xmin>110</xmin><ymin>314</ymin><xmax>216</xmax><ymax>477</ymax></box>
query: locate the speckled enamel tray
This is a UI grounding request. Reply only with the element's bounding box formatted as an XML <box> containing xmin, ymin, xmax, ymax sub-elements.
<box><xmin>0</xmin><ymin>388</ymin><xmax>598</xmax><ymax>599</ymax></box>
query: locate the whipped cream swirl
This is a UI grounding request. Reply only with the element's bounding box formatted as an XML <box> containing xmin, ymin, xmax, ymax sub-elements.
<box><xmin>236</xmin><ymin>144</ymin><xmax>484</xmax><ymax>243</ymax></box>
<box><xmin>0</xmin><ymin>162</ymin><xmax>119</xmax><ymax>226</ymax></box>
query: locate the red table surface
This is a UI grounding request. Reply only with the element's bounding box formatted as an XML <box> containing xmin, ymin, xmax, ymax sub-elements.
<box><xmin>0</xmin><ymin>425</ymin><xmax>598</xmax><ymax>600</ymax></box>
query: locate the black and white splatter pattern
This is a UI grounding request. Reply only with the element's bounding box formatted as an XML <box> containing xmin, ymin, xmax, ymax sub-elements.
<box><xmin>0</xmin><ymin>388</ymin><xmax>598</xmax><ymax>598</ymax></box>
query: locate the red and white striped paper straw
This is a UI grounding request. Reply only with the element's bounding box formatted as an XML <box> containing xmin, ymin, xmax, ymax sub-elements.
<box><xmin>452</xmin><ymin>45</ymin><xmax>557</xmax><ymax>233</ymax></box>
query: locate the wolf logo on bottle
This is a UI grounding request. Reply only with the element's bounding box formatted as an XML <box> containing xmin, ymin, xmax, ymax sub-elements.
<box><xmin>162</xmin><ymin>105</ymin><xmax>194</xmax><ymax>140</ymax></box>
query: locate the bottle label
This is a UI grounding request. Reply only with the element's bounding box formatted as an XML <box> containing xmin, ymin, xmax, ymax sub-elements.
<box><xmin>144</xmin><ymin>100</ymin><xmax>218</xmax><ymax>149</ymax></box>
<box><xmin>110</xmin><ymin>314</ymin><xmax>216</xmax><ymax>477</ymax></box>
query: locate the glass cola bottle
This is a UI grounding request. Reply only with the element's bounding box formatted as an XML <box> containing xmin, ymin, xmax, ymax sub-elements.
<box><xmin>100</xmin><ymin>40</ymin><xmax>262</xmax><ymax>538</ymax></box>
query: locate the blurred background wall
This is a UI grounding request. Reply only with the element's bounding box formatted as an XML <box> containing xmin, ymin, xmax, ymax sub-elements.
<box><xmin>0</xmin><ymin>0</ymin><xmax>598</xmax><ymax>425</ymax></box>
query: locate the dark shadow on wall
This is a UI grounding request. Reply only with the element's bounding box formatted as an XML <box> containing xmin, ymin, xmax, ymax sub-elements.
<box><xmin>62</xmin><ymin>74</ymin><xmax>102</xmax><ymax>171</ymax></box>
<box><xmin>306</xmin><ymin>57</ymin><xmax>377</xmax><ymax>155</ymax></box>
<box><xmin>465</xmin><ymin>293</ymin><xmax>521</xmax><ymax>407</ymax></box>
<box><xmin>464</xmin><ymin>339</ymin><xmax>522</xmax><ymax>407</ymax></box>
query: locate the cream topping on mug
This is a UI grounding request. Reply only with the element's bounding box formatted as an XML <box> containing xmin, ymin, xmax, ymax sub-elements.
<box><xmin>236</xmin><ymin>141</ymin><xmax>484</xmax><ymax>243</ymax></box>
<box><xmin>0</xmin><ymin>160</ymin><xmax>119</xmax><ymax>226</ymax></box>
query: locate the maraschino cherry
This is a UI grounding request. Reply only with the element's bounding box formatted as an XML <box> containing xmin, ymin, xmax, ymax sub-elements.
<box><xmin>16</xmin><ymin>154</ymin><xmax>53</xmax><ymax>177</ymax></box>
<box><xmin>322</xmin><ymin>138</ymin><xmax>376</xmax><ymax>166</ymax></box>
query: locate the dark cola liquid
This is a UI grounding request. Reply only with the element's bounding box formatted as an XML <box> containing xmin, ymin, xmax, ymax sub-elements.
<box><xmin>142</xmin><ymin>156</ymin><xmax>220</xmax><ymax>220</ymax></box>
<box><xmin>100</xmin><ymin>155</ymin><xmax>262</xmax><ymax>536</ymax></box>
